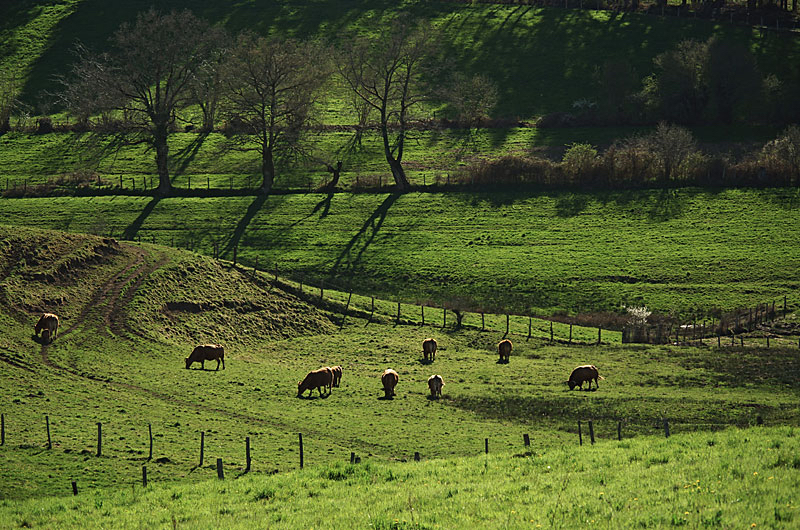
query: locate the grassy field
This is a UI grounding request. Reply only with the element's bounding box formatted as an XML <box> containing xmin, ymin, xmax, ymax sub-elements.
<box><xmin>1</xmin><ymin>188</ymin><xmax>798</xmax><ymax>316</ymax></box>
<box><xmin>3</xmin><ymin>1</ymin><xmax>799</xmax><ymax>121</ymax></box>
<box><xmin>0</xmin><ymin>226</ymin><xmax>798</xmax><ymax>508</ymax></box>
<box><xmin>2</xmin><ymin>422</ymin><xmax>799</xmax><ymax>528</ymax></box>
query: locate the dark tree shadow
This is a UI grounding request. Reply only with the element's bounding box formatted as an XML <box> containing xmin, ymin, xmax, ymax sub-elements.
<box><xmin>222</xmin><ymin>193</ymin><xmax>267</xmax><ymax>257</ymax></box>
<box><xmin>171</xmin><ymin>133</ymin><xmax>209</xmax><ymax>179</ymax></box>
<box><xmin>122</xmin><ymin>196</ymin><xmax>160</xmax><ymax>241</ymax></box>
<box><xmin>331</xmin><ymin>193</ymin><xmax>398</xmax><ymax>275</ymax></box>
<box><xmin>312</xmin><ymin>192</ymin><xmax>334</xmax><ymax>218</ymax></box>
<box><xmin>419</xmin><ymin>358</ymin><xmax>434</xmax><ymax>365</ymax></box>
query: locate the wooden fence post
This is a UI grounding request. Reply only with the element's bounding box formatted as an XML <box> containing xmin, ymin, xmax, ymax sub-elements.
<box><xmin>767</xmin><ymin>336</ymin><xmax>770</xmax><ymax>348</ymax></box>
<box><xmin>216</xmin><ymin>458</ymin><xmax>224</xmax><ymax>480</ymax></box>
<box><xmin>1</xmin><ymin>413</ymin><xmax>4</xmax><ymax>445</ymax></box>
<box><xmin>481</xmin><ymin>313</ymin><xmax>485</xmax><ymax>331</ymax></box>
<box><xmin>46</xmin><ymin>415</ymin><xmax>51</xmax><ymax>450</ymax></box>
<box><xmin>485</xmin><ymin>438</ymin><xmax>489</xmax><ymax>454</ymax></box>
<box><xmin>71</xmin><ymin>480</ymin><xmax>78</xmax><ymax>496</ymax></box>
<box><xmin>142</xmin><ymin>466</ymin><xmax>147</xmax><ymax>487</ymax></box>
<box><xmin>414</xmin><ymin>451</ymin><xmax>421</xmax><ymax>461</ymax></box>
<box><xmin>443</xmin><ymin>307</ymin><xmax>447</xmax><ymax>328</ymax></box>
<box><xmin>299</xmin><ymin>433</ymin><xmax>304</xmax><ymax>469</ymax></box>
<box><xmin>505</xmin><ymin>314</ymin><xmax>510</xmax><ymax>335</ymax></box>
<box><xmin>663</xmin><ymin>419</ymin><xmax>670</xmax><ymax>438</ymax></box>
<box><xmin>245</xmin><ymin>437</ymin><xmax>251</xmax><ymax>472</ymax></box>
<box><xmin>597</xmin><ymin>327</ymin><xmax>602</xmax><ymax>345</ymax></box>
<box><xmin>397</xmin><ymin>302</ymin><xmax>401</xmax><ymax>324</ymax></box>
<box><xmin>320</xmin><ymin>282</ymin><xmax>324</xmax><ymax>302</ymax></box>
<box><xmin>588</xmin><ymin>420</ymin><xmax>595</xmax><ymax>445</ymax></box>
<box><xmin>550</xmin><ymin>321</ymin><xmax>554</xmax><ymax>343</ymax></box>
<box><xmin>528</xmin><ymin>316</ymin><xmax>532</xmax><ymax>340</ymax></box>
<box><xmin>569</xmin><ymin>324</ymin><xmax>573</xmax><ymax>344</ymax></box>
<box><xmin>523</xmin><ymin>433</ymin><xmax>530</xmax><ymax>447</ymax></box>
<box><xmin>578</xmin><ymin>421</ymin><xmax>583</xmax><ymax>446</ymax></box>
<box><xmin>421</xmin><ymin>305</ymin><xmax>425</xmax><ymax>326</ymax></box>
<box><xmin>253</xmin><ymin>256</ymin><xmax>259</xmax><ymax>278</ymax></box>
<box><xmin>233</xmin><ymin>246</ymin><xmax>237</xmax><ymax>266</ymax></box>
<box><xmin>350</xmin><ymin>452</ymin><xmax>355</xmax><ymax>464</ymax></box>
<box><xmin>199</xmin><ymin>431</ymin><xmax>205</xmax><ymax>467</ymax></box>
<box><xmin>617</xmin><ymin>421</ymin><xmax>622</xmax><ymax>441</ymax></box>
<box><xmin>97</xmin><ymin>422</ymin><xmax>102</xmax><ymax>457</ymax></box>
<box><xmin>274</xmin><ymin>263</ymin><xmax>278</xmax><ymax>281</ymax></box>
<box><xmin>148</xmin><ymin>423</ymin><xmax>153</xmax><ymax>460</ymax></box>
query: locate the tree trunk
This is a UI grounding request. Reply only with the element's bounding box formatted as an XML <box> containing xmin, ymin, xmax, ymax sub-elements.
<box><xmin>154</xmin><ymin>125</ymin><xmax>172</xmax><ymax>196</ymax></box>
<box><xmin>381</xmin><ymin>123</ymin><xmax>410</xmax><ymax>191</ymax></box>
<box><xmin>324</xmin><ymin>161</ymin><xmax>342</xmax><ymax>191</ymax></box>
<box><xmin>261</xmin><ymin>146</ymin><xmax>275</xmax><ymax>194</ymax></box>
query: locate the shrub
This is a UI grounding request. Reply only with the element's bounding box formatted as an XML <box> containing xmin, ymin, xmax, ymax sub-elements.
<box><xmin>562</xmin><ymin>143</ymin><xmax>599</xmax><ymax>184</ymax></box>
<box><xmin>759</xmin><ymin>125</ymin><xmax>800</xmax><ymax>185</ymax></box>
<box><xmin>454</xmin><ymin>156</ymin><xmax>558</xmax><ymax>188</ymax></box>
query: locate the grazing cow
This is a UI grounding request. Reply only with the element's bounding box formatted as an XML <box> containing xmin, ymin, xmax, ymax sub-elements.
<box><xmin>422</xmin><ymin>338</ymin><xmax>437</xmax><ymax>362</ymax></box>
<box><xmin>498</xmin><ymin>339</ymin><xmax>513</xmax><ymax>363</ymax></box>
<box><xmin>567</xmin><ymin>365</ymin><xmax>604</xmax><ymax>390</ymax></box>
<box><xmin>427</xmin><ymin>374</ymin><xmax>444</xmax><ymax>398</ymax></box>
<box><xmin>298</xmin><ymin>367</ymin><xmax>333</xmax><ymax>397</ymax></box>
<box><xmin>35</xmin><ymin>313</ymin><xmax>59</xmax><ymax>343</ymax></box>
<box><xmin>381</xmin><ymin>368</ymin><xmax>399</xmax><ymax>398</ymax></box>
<box><xmin>331</xmin><ymin>365</ymin><xmax>343</xmax><ymax>388</ymax></box>
<box><xmin>185</xmin><ymin>344</ymin><xmax>225</xmax><ymax>370</ymax></box>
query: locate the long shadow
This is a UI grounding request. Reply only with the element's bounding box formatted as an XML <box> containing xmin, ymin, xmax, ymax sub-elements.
<box><xmin>122</xmin><ymin>196</ymin><xmax>160</xmax><ymax>241</ymax></box>
<box><xmin>222</xmin><ymin>193</ymin><xmax>267</xmax><ymax>257</ymax></box>
<box><xmin>330</xmin><ymin>193</ymin><xmax>398</xmax><ymax>275</ymax></box>
<box><xmin>171</xmin><ymin>132</ymin><xmax>209</xmax><ymax>178</ymax></box>
<box><xmin>312</xmin><ymin>192</ymin><xmax>334</xmax><ymax>218</ymax></box>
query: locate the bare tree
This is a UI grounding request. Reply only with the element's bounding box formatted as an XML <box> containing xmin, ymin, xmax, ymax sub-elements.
<box><xmin>338</xmin><ymin>16</ymin><xmax>439</xmax><ymax>191</ymax></box>
<box><xmin>189</xmin><ymin>27</ymin><xmax>231</xmax><ymax>133</ymax></box>
<box><xmin>443</xmin><ymin>73</ymin><xmax>498</xmax><ymax>130</ymax></box>
<box><xmin>222</xmin><ymin>34</ymin><xmax>329</xmax><ymax>194</ymax></box>
<box><xmin>644</xmin><ymin>122</ymin><xmax>699</xmax><ymax>182</ymax></box>
<box><xmin>0</xmin><ymin>72</ymin><xmax>24</xmax><ymax>133</ymax></box>
<box><xmin>61</xmin><ymin>9</ymin><xmax>220</xmax><ymax>196</ymax></box>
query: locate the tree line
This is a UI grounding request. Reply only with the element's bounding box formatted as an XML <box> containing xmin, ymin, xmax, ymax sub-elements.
<box><xmin>1</xmin><ymin>8</ymin><xmax>797</xmax><ymax>196</ymax></box>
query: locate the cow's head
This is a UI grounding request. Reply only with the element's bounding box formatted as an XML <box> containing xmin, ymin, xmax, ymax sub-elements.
<box><xmin>297</xmin><ymin>381</ymin><xmax>304</xmax><ymax>397</ymax></box>
<box><xmin>567</xmin><ymin>380</ymin><xmax>576</xmax><ymax>390</ymax></box>
<box><xmin>41</xmin><ymin>329</ymin><xmax>51</xmax><ymax>343</ymax></box>
<box><xmin>185</xmin><ymin>357</ymin><xmax>192</xmax><ymax>369</ymax></box>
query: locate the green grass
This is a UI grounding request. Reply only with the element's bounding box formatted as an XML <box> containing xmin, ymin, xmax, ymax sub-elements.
<box><xmin>1</xmin><ymin>188</ymin><xmax>799</xmax><ymax>316</ymax></box>
<box><xmin>2</xmin><ymin>1</ymin><xmax>799</xmax><ymax>121</ymax></box>
<box><xmin>1</xmin><ymin>426</ymin><xmax>798</xmax><ymax>528</ymax></box>
<box><xmin>0</xmin><ymin>226</ymin><xmax>798</xmax><ymax>505</ymax></box>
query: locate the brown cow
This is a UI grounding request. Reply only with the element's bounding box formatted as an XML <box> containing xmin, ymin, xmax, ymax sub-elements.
<box><xmin>422</xmin><ymin>338</ymin><xmax>437</xmax><ymax>362</ymax></box>
<box><xmin>498</xmin><ymin>339</ymin><xmax>513</xmax><ymax>363</ymax></box>
<box><xmin>381</xmin><ymin>368</ymin><xmax>399</xmax><ymax>398</ymax></box>
<box><xmin>331</xmin><ymin>365</ymin><xmax>343</xmax><ymax>388</ymax></box>
<box><xmin>567</xmin><ymin>365</ymin><xmax>604</xmax><ymax>390</ymax></box>
<box><xmin>185</xmin><ymin>344</ymin><xmax>225</xmax><ymax>370</ymax></box>
<box><xmin>298</xmin><ymin>367</ymin><xmax>333</xmax><ymax>397</ymax></box>
<box><xmin>427</xmin><ymin>374</ymin><xmax>444</xmax><ymax>398</ymax></box>
<box><xmin>35</xmin><ymin>313</ymin><xmax>59</xmax><ymax>344</ymax></box>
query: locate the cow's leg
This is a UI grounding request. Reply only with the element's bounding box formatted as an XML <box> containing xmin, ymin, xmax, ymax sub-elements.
<box><xmin>200</xmin><ymin>360</ymin><xmax>205</xmax><ymax>370</ymax></box>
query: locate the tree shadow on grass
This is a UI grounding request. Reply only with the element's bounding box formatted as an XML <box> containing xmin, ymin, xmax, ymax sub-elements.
<box><xmin>122</xmin><ymin>196</ymin><xmax>160</xmax><ymax>241</ymax></box>
<box><xmin>330</xmin><ymin>193</ymin><xmax>398</xmax><ymax>275</ymax></box>
<box><xmin>222</xmin><ymin>193</ymin><xmax>267</xmax><ymax>259</ymax></box>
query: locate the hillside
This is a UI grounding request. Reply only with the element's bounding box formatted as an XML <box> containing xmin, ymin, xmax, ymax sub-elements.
<box><xmin>1</xmin><ymin>426</ymin><xmax>798</xmax><ymax>528</ymax></box>
<box><xmin>2</xmin><ymin>1</ymin><xmax>799</xmax><ymax>121</ymax></box>
<box><xmin>1</xmin><ymin>189</ymin><xmax>798</xmax><ymax>317</ymax></box>
<box><xmin>0</xmin><ymin>226</ymin><xmax>798</xmax><ymax>503</ymax></box>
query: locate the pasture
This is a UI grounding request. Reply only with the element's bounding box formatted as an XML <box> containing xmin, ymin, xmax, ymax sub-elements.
<box><xmin>0</xmin><ymin>226</ymin><xmax>798</xmax><ymax>506</ymax></box>
<box><xmin>0</xmin><ymin>188</ymin><xmax>798</xmax><ymax>316</ymax></box>
<box><xmin>4</xmin><ymin>1</ymin><xmax>799</xmax><ymax>121</ymax></box>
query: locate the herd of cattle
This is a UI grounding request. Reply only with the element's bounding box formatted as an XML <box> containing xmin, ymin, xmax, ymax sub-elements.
<box><xmin>33</xmin><ymin>313</ymin><xmax>604</xmax><ymax>397</ymax></box>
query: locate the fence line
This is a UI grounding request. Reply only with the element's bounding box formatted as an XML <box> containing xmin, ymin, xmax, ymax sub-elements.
<box><xmin>0</xmin><ymin>412</ymin><xmax>774</xmax><ymax>495</ymax></box>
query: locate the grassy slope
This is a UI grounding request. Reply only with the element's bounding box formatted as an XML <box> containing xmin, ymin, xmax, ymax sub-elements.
<box><xmin>0</xmin><ymin>226</ymin><xmax>798</xmax><ymax>505</ymax></box>
<box><xmin>1</xmin><ymin>189</ymin><xmax>799</xmax><ymax>316</ymax></box>
<box><xmin>2</xmin><ymin>1</ymin><xmax>799</xmax><ymax>120</ymax></box>
<box><xmin>1</xmin><ymin>427</ymin><xmax>799</xmax><ymax>528</ymax></box>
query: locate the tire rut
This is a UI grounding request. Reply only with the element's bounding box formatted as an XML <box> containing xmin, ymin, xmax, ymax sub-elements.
<box><xmin>32</xmin><ymin>246</ymin><xmax>381</xmax><ymax>453</ymax></box>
